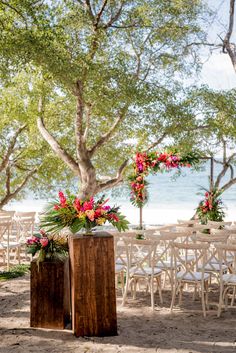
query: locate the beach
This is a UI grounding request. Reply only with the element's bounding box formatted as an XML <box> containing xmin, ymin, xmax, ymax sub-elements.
<box><xmin>1</xmin><ymin>275</ymin><xmax>236</xmax><ymax>353</ymax></box>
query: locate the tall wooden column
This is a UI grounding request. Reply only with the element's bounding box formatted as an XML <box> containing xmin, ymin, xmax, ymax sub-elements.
<box><xmin>69</xmin><ymin>232</ymin><xmax>117</xmax><ymax>337</ymax></box>
<box><xmin>30</xmin><ymin>258</ymin><xmax>70</xmax><ymax>329</ymax></box>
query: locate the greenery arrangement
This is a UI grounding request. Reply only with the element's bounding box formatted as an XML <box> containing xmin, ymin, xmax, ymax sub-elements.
<box><xmin>40</xmin><ymin>191</ymin><xmax>129</xmax><ymax>234</ymax></box>
<box><xmin>26</xmin><ymin>230</ymin><xmax>69</xmax><ymax>263</ymax></box>
<box><xmin>196</xmin><ymin>187</ymin><xmax>225</xmax><ymax>224</ymax></box>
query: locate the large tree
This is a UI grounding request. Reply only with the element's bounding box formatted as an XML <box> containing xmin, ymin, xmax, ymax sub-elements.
<box><xmin>0</xmin><ymin>0</ymin><xmax>207</xmax><ymax>198</ymax></box>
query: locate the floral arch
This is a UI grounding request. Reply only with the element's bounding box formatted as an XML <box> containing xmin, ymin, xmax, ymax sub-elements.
<box><xmin>129</xmin><ymin>150</ymin><xmax>200</xmax><ymax>227</ymax></box>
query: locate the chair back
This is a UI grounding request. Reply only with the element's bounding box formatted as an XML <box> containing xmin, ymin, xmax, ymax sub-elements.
<box><xmin>171</xmin><ymin>242</ymin><xmax>209</xmax><ymax>282</ymax></box>
<box><xmin>216</xmin><ymin>244</ymin><xmax>236</xmax><ymax>276</ymax></box>
<box><xmin>129</xmin><ymin>239</ymin><xmax>158</xmax><ymax>275</ymax></box>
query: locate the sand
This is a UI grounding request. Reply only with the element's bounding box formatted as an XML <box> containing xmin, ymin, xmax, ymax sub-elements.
<box><xmin>1</xmin><ymin>275</ymin><xmax>236</xmax><ymax>353</ymax></box>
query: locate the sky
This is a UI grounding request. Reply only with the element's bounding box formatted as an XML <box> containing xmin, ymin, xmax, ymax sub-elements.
<box><xmin>200</xmin><ymin>0</ymin><xmax>236</xmax><ymax>89</ymax></box>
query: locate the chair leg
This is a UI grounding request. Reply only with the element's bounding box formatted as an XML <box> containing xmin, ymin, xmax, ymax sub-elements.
<box><xmin>121</xmin><ymin>273</ymin><xmax>130</xmax><ymax>307</ymax></box>
<box><xmin>231</xmin><ymin>286</ymin><xmax>236</xmax><ymax>307</ymax></box>
<box><xmin>157</xmin><ymin>276</ymin><xmax>163</xmax><ymax>304</ymax></box>
<box><xmin>150</xmin><ymin>278</ymin><xmax>155</xmax><ymax>310</ymax></box>
<box><xmin>170</xmin><ymin>282</ymin><xmax>177</xmax><ymax>312</ymax></box>
<box><xmin>201</xmin><ymin>283</ymin><xmax>206</xmax><ymax>317</ymax></box>
<box><xmin>205</xmin><ymin>281</ymin><xmax>209</xmax><ymax>310</ymax></box>
<box><xmin>178</xmin><ymin>284</ymin><xmax>183</xmax><ymax>305</ymax></box>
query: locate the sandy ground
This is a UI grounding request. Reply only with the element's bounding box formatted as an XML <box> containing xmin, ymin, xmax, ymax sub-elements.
<box><xmin>1</xmin><ymin>275</ymin><xmax>236</xmax><ymax>353</ymax></box>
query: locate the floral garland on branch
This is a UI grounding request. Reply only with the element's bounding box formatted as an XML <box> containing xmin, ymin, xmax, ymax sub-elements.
<box><xmin>129</xmin><ymin>150</ymin><xmax>200</xmax><ymax>207</ymax></box>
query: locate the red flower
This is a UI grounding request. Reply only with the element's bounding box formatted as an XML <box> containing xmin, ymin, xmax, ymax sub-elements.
<box><xmin>54</xmin><ymin>205</ymin><xmax>60</xmax><ymax>210</ymax></box>
<box><xmin>74</xmin><ymin>198</ymin><xmax>82</xmax><ymax>212</ymax></box>
<box><xmin>83</xmin><ymin>197</ymin><xmax>94</xmax><ymax>211</ymax></box>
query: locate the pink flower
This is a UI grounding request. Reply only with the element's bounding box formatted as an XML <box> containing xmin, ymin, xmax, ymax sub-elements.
<box><xmin>85</xmin><ymin>209</ymin><xmax>95</xmax><ymax>221</ymax></box>
<box><xmin>54</xmin><ymin>205</ymin><xmax>60</xmax><ymax>210</ymax></box>
<box><xmin>40</xmin><ymin>238</ymin><xmax>49</xmax><ymax>248</ymax></box>
<box><xmin>59</xmin><ymin>191</ymin><xmax>67</xmax><ymax>207</ymax></box>
<box><xmin>39</xmin><ymin>229</ymin><xmax>46</xmax><ymax>236</ymax></box>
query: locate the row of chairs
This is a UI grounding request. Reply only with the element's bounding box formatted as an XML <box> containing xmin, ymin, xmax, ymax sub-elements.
<box><xmin>0</xmin><ymin>211</ymin><xmax>36</xmax><ymax>270</ymax></box>
<box><xmin>113</xmin><ymin>222</ymin><xmax>236</xmax><ymax>317</ymax></box>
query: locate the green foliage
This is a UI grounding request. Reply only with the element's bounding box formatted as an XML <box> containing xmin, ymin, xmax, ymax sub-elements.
<box><xmin>0</xmin><ymin>264</ymin><xmax>30</xmax><ymax>281</ymax></box>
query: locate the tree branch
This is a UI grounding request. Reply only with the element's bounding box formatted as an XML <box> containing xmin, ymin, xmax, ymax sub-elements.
<box><xmin>146</xmin><ymin>133</ymin><xmax>168</xmax><ymax>152</ymax></box>
<box><xmin>103</xmin><ymin>1</ymin><xmax>125</xmax><ymax>29</ymax></box>
<box><xmin>74</xmin><ymin>80</ymin><xmax>85</xmax><ymax>150</ymax></box>
<box><xmin>83</xmin><ymin>103</ymin><xmax>93</xmax><ymax>141</ymax></box>
<box><xmin>0</xmin><ymin>168</ymin><xmax>38</xmax><ymax>209</ymax></box>
<box><xmin>220</xmin><ymin>177</ymin><xmax>236</xmax><ymax>193</ymax></box>
<box><xmin>0</xmin><ymin>124</ymin><xmax>27</xmax><ymax>173</ymax></box>
<box><xmin>84</xmin><ymin>0</ymin><xmax>95</xmax><ymax>21</ymax></box>
<box><xmin>89</xmin><ymin>106</ymin><xmax>128</xmax><ymax>156</ymax></box>
<box><xmin>37</xmin><ymin>98</ymin><xmax>81</xmax><ymax>177</ymax></box>
<box><xmin>94</xmin><ymin>0</ymin><xmax>108</xmax><ymax>28</ymax></box>
<box><xmin>223</xmin><ymin>0</ymin><xmax>236</xmax><ymax>72</ymax></box>
<box><xmin>97</xmin><ymin>159</ymin><xmax>129</xmax><ymax>192</ymax></box>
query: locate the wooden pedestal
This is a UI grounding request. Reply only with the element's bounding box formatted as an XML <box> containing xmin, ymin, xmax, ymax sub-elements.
<box><xmin>30</xmin><ymin>258</ymin><xmax>70</xmax><ymax>329</ymax></box>
<box><xmin>69</xmin><ymin>232</ymin><xmax>117</xmax><ymax>337</ymax></box>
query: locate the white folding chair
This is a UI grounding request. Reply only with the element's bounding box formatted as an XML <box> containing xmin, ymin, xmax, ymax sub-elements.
<box><xmin>14</xmin><ymin>212</ymin><xmax>36</xmax><ymax>244</ymax></box>
<box><xmin>216</xmin><ymin>244</ymin><xmax>236</xmax><ymax>317</ymax></box>
<box><xmin>0</xmin><ymin>217</ymin><xmax>21</xmax><ymax>270</ymax></box>
<box><xmin>170</xmin><ymin>242</ymin><xmax>210</xmax><ymax>317</ymax></box>
<box><xmin>122</xmin><ymin>239</ymin><xmax>163</xmax><ymax>310</ymax></box>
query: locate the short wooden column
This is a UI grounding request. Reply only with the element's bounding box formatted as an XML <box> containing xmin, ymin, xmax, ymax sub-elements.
<box><xmin>69</xmin><ymin>232</ymin><xmax>117</xmax><ymax>337</ymax></box>
<box><xmin>30</xmin><ymin>258</ymin><xmax>70</xmax><ymax>329</ymax></box>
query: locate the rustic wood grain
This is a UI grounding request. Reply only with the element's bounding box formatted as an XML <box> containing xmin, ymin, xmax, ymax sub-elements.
<box><xmin>69</xmin><ymin>232</ymin><xmax>117</xmax><ymax>337</ymax></box>
<box><xmin>30</xmin><ymin>258</ymin><xmax>70</xmax><ymax>329</ymax></box>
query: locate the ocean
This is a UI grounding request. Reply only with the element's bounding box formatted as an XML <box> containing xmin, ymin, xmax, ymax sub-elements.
<box><xmin>7</xmin><ymin>162</ymin><xmax>236</xmax><ymax>225</ymax></box>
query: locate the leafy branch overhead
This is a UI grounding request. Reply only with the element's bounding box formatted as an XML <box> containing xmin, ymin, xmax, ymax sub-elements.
<box><xmin>0</xmin><ymin>0</ymin><xmax>208</xmax><ymax>199</ymax></box>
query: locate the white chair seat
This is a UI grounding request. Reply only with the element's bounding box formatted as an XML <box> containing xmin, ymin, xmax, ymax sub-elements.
<box><xmin>180</xmin><ymin>254</ymin><xmax>195</xmax><ymax>263</ymax></box>
<box><xmin>156</xmin><ymin>260</ymin><xmax>181</xmax><ymax>269</ymax></box>
<box><xmin>130</xmin><ymin>266</ymin><xmax>162</xmax><ymax>276</ymax></box>
<box><xmin>177</xmin><ymin>271</ymin><xmax>210</xmax><ymax>281</ymax></box>
<box><xmin>222</xmin><ymin>274</ymin><xmax>236</xmax><ymax>284</ymax></box>
<box><xmin>115</xmin><ymin>264</ymin><xmax>125</xmax><ymax>273</ymax></box>
<box><xmin>198</xmin><ymin>263</ymin><xmax>228</xmax><ymax>272</ymax></box>
<box><xmin>0</xmin><ymin>241</ymin><xmax>20</xmax><ymax>249</ymax></box>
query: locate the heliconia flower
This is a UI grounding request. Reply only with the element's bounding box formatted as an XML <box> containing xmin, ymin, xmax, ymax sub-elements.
<box><xmin>74</xmin><ymin>197</ymin><xmax>82</xmax><ymax>212</ymax></box>
<box><xmin>58</xmin><ymin>191</ymin><xmax>67</xmax><ymax>207</ymax></box>
<box><xmin>54</xmin><ymin>205</ymin><xmax>60</xmax><ymax>210</ymax></box>
<box><xmin>108</xmin><ymin>213</ymin><xmax>119</xmax><ymax>222</ymax></box>
<box><xmin>205</xmin><ymin>192</ymin><xmax>209</xmax><ymax>198</ymax></box>
<box><xmin>83</xmin><ymin>197</ymin><xmax>94</xmax><ymax>211</ymax></box>
<box><xmin>40</xmin><ymin>238</ymin><xmax>49</xmax><ymax>247</ymax></box>
<box><xmin>85</xmin><ymin>209</ymin><xmax>95</xmax><ymax>221</ymax></box>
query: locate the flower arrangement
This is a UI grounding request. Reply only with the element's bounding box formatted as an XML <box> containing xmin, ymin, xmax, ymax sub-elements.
<box><xmin>26</xmin><ymin>230</ymin><xmax>69</xmax><ymax>262</ymax></box>
<box><xmin>129</xmin><ymin>150</ymin><xmax>200</xmax><ymax>207</ymax></box>
<box><xmin>40</xmin><ymin>192</ymin><xmax>129</xmax><ymax>234</ymax></box>
<box><xmin>196</xmin><ymin>188</ymin><xmax>225</xmax><ymax>224</ymax></box>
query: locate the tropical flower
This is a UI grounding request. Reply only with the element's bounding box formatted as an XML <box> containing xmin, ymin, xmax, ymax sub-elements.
<box><xmin>129</xmin><ymin>150</ymin><xmax>200</xmax><ymax>207</ymax></box>
<box><xmin>26</xmin><ymin>230</ymin><xmax>68</xmax><ymax>263</ymax></box>
<box><xmin>196</xmin><ymin>187</ymin><xmax>225</xmax><ymax>224</ymax></box>
<box><xmin>40</xmin><ymin>193</ymin><xmax>129</xmax><ymax>234</ymax></box>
